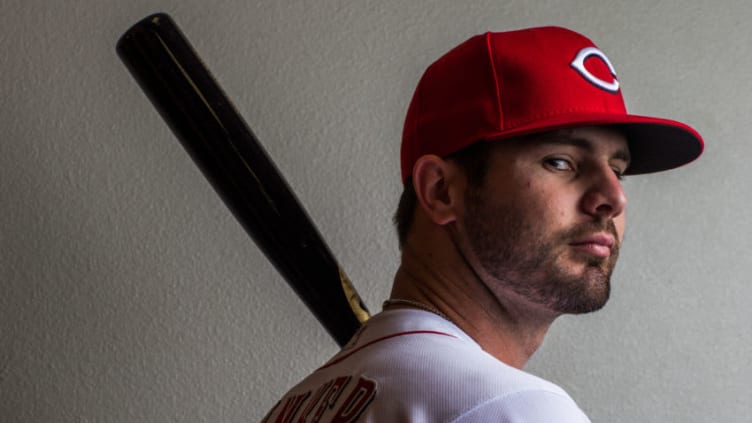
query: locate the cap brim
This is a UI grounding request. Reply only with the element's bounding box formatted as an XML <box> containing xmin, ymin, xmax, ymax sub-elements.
<box><xmin>485</xmin><ymin>113</ymin><xmax>704</xmax><ymax>175</ymax></box>
<box><xmin>614</xmin><ymin>116</ymin><xmax>704</xmax><ymax>174</ymax></box>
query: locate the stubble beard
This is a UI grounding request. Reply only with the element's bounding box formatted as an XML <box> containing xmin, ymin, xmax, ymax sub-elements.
<box><xmin>462</xmin><ymin>188</ymin><xmax>621</xmax><ymax>315</ymax></box>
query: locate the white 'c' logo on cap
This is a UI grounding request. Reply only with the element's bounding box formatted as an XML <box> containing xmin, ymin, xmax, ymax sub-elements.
<box><xmin>570</xmin><ymin>47</ymin><xmax>620</xmax><ymax>93</ymax></box>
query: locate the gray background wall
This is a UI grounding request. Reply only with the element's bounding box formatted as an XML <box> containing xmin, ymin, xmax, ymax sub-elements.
<box><xmin>1</xmin><ymin>0</ymin><xmax>749</xmax><ymax>421</ymax></box>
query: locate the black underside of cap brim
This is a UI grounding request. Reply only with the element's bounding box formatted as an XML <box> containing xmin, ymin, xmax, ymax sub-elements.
<box><xmin>616</xmin><ymin>123</ymin><xmax>703</xmax><ymax>175</ymax></box>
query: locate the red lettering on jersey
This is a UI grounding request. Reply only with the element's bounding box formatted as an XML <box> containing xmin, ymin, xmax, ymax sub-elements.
<box><xmin>330</xmin><ymin>378</ymin><xmax>377</xmax><ymax>423</ymax></box>
<box><xmin>274</xmin><ymin>392</ymin><xmax>310</xmax><ymax>423</ymax></box>
<box><xmin>268</xmin><ymin>375</ymin><xmax>379</xmax><ymax>422</ymax></box>
<box><xmin>309</xmin><ymin>376</ymin><xmax>351</xmax><ymax>422</ymax></box>
<box><xmin>295</xmin><ymin>379</ymin><xmax>334</xmax><ymax>423</ymax></box>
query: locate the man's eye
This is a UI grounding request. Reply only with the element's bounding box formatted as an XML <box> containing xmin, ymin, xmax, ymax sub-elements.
<box><xmin>612</xmin><ymin>167</ymin><xmax>626</xmax><ymax>181</ymax></box>
<box><xmin>545</xmin><ymin>158</ymin><xmax>574</xmax><ymax>171</ymax></box>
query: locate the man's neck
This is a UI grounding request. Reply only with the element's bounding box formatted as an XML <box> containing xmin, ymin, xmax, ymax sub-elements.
<box><xmin>389</xmin><ymin>249</ymin><xmax>558</xmax><ymax>369</ymax></box>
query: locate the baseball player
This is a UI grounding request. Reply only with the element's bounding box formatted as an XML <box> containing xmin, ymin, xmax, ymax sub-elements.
<box><xmin>261</xmin><ymin>26</ymin><xmax>703</xmax><ymax>422</ymax></box>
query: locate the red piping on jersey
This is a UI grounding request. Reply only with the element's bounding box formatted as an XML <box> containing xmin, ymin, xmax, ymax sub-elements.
<box><xmin>319</xmin><ymin>330</ymin><xmax>457</xmax><ymax>370</ymax></box>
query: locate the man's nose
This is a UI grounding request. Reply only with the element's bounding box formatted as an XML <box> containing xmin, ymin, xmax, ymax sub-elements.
<box><xmin>581</xmin><ymin>167</ymin><xmax>627</xmax><ymax>219</ymax></box>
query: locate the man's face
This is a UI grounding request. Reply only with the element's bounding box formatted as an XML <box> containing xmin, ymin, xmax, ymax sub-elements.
<box><xmin>456</xmin><ymin>126</ymin><xmax>629</xmax><ymax>315</ymax></box>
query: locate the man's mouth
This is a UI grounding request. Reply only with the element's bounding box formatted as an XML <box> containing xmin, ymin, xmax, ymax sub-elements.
<box><xmin>569</xmin><ymin>233</ymin><xmax>615</xmax><ymax>258</ymax></box>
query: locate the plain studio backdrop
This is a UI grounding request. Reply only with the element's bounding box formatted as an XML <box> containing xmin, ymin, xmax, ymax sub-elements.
<box><xmin>0</xmin><ymin>0</ymin><xmax>749</xmax><ymax>421</ymax></box>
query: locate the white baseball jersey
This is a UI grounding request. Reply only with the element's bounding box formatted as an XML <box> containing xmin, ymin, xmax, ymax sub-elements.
<box><xmin>261</xmin><ymin>309</ymin><xmax>591</xmax><ymax>422</ymax></box>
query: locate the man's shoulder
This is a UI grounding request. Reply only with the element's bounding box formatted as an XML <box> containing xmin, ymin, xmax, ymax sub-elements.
<box><xmin>326</xmin><ymin>309</ymin><xmax>572</xmax><ymax>400</ymax></box>
<box><xmin>451</xmin><ymin>389</ymin><xmax>591</xmax><ymax>423</ymax></box>
<box><xmin>261</xmin><ymin>310</ymin><xmax>587</xmax><ymax>422</ymax></box>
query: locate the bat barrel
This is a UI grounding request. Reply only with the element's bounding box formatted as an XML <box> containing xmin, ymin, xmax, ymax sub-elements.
<box><xmin>117</xmin><ymin>13</ymin><xmax>369</xmax><ymax>347</ymax></box>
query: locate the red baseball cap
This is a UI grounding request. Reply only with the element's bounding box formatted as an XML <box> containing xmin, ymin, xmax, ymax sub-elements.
<box><xmin>400</xmin><ymin>26</ymin><xmax>704</xmax><ymax>182</ymax></box>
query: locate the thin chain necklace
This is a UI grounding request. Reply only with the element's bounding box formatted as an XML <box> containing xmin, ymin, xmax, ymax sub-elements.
<box><xmin>382</xmin><ymin>298</ymin><xmax>454</xmax><ymax>325</ymax></box>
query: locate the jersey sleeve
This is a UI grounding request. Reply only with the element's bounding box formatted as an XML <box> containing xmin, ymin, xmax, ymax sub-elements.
<box><xmin>452</xmin><ymin>389</ymin><xmax>592</xmax><ymax>423</ymax></box>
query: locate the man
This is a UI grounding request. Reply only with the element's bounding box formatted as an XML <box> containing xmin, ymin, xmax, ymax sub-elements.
<box><xmin>262</xmin><ymin>26</ymin><xmax>703</xmax><ymax>422</ymax></box>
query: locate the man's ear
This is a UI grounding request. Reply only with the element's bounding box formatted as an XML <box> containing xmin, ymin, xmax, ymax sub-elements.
<box><xmin>411</xmin><ymin>155</ymin><xmax>463</xmax><ymax>226</ymax></box>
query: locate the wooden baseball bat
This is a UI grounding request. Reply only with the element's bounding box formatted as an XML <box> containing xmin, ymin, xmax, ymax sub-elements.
<box><xmin>116</xmin><ymin>12</ymin><xmax>370</xmax><ymax>347</ymax></box>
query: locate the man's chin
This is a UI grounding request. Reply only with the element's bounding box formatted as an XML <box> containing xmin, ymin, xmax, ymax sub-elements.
<box><xmin>553</xmin><ymin>288</ymin><xmax>610</xmax><ymax>314</ymax></box>
<box><xmin>564</xmin><ymin>294</ymin><xmax>610</xmax><ymax>314</ymax></box>
<box><xmin>548</xmin><ymin>265</ymin><xmax>612</xmax><ymax>314</ymax></box>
